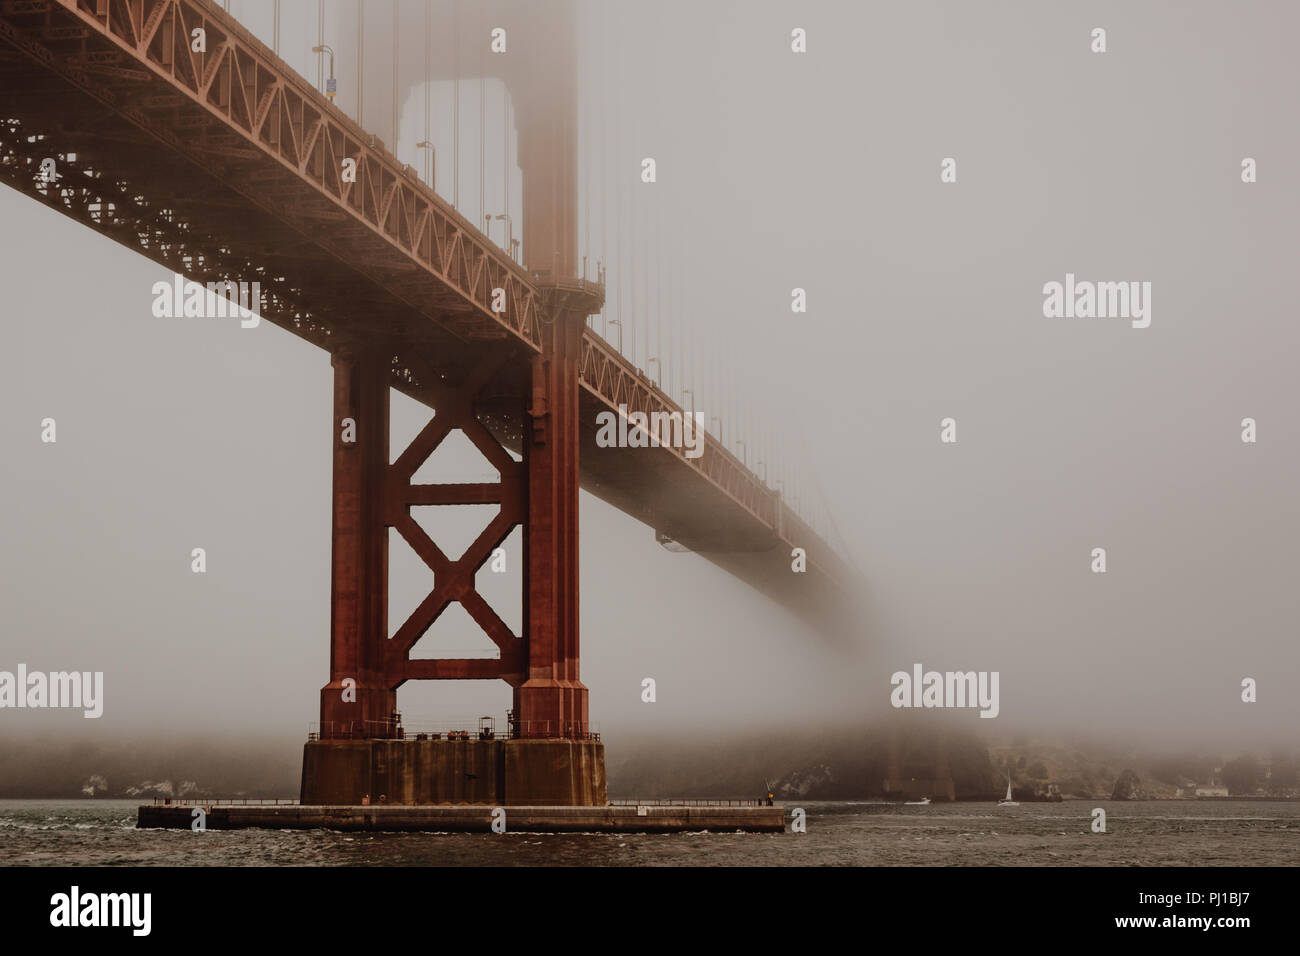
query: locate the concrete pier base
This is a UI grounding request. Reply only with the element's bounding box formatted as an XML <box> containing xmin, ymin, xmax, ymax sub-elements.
<box><xmin>299</xmin><ymin>738</ymin><xmax>607</xmax><ymax>807</ymax></box>
<box><xmin>137</xmin><ymin>803</ymin><xmax>786</xmax><ymax>833</ymax></box>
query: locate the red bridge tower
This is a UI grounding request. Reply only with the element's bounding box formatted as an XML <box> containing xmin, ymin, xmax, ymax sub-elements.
<box><xmin>301</xmin><ymin>0</ymin><xmax>605</xmax><ymax>806</ymax></box>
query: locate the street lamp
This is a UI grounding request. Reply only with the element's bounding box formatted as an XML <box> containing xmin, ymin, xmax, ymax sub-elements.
<box><xmin>607</xmin><ymin>319</ymin><xmax>622</xmax><ymax>353</ymax></box>
<box><xmin>415</xmin><ymin>140</ymin><xmax>434</xmax><ymax>187</ymax></box>
<box><xmin>736</xmin><ymin>439</ymin><xmax>747</xmax><ymax>468</ymax></box>
<box><xmin>646</xmin><ymin>357</ymin><xmax>659</xmax><ymax>385</ymax></box>
<box><xmin>488</xmin><ymin>213</ymin><xmax>513</xmax><ymax>253</ymax></box>
<box><xmin>312</xmin><ymin>45</ymin><xmax>336</xmax><ymax>100</ymax></box>
<box><xmin>711</xmin><ymin>415</ymin><xmax>722</xmax><ymax>444</ymax></box>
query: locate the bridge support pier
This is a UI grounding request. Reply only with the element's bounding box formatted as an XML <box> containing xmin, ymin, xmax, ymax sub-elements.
<box><xmin>318</xmin><ymin>348</ymin><xmax>396</xmax><ymax>738</ymax></box>
<box><xmin>518</xmin><ymin>310</ymin><xmax>589</xmax><ymax>739</ymax></box>
<box><xmin>301</xmin><ymin>738</ymin><xmax>605</xmax><ymax>807</ymax></box>
<box><xmin>883</xmin><ymin>724</ymin><xmax>956</xmax><ymax>802</ymax></box>
<box><xmin>301</xmin><ymin>0</ymin><xmax>605</xmax><ymax>804</ymax></box>
<box><xmin>303</xmin><ymin>314</ymin><xmax>603</xmax><ymax>805</ymax></box>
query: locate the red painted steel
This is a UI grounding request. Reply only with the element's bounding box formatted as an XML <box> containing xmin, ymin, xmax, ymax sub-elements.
<box><xmin>518</xmin><ymin>308</ymin><xmax>590</xmax><ymax>737</ymax></box>
<box><xmin>318</xmin><ymin>312</ymin><xmax>593</xmax><ymax>739</ymax></box>
<box><xmin>320</xmin><ymin>348</ymin><xmax>397</xmax><ymax>736</ymax></box>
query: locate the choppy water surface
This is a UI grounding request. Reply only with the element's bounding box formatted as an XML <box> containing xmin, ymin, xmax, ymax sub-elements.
<box><xmin>0</xmin><ymin>799</ymin><xmax>1295</xmax><ymax>866</ymax></box>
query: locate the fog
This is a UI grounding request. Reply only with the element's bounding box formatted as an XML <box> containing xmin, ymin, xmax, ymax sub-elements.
<box><xmin>1</xmin><ymin>0</ymin><xmax>1297</xmax><ymax>767</ymax></box>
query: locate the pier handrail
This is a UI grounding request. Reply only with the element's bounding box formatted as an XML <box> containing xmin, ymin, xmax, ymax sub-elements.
<box><xmin>609</xmin><ymin>798</ymin><xmax>771</xmax><ymax>807</ymax></box>
<box><xmin>307</xmin><ymin>718</ymin><xmax>601</xmax><ymax>742</ymax></box>
<box><xmin>150</xmin><ymin>797</ymin><xmax>300</xmax><ymax>806</ymax></box>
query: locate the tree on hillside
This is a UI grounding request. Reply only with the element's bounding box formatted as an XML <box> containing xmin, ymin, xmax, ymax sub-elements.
<box><xmin>1149</xmin><ymin>754</ymin><xmax>1219</xmax><ymax>786</ymax></box>
<box><xmin>1221</xmin><ymin>754</ymin><xmax>1260</xmax><ymax>795</ymax></box>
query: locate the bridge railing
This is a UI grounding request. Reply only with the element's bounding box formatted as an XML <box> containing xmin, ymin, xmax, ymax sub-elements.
<box><xmin>152</xmin><ymin>797</ymin><xmax>771</xmax><ymax>807</ymax></box>
<box><xmin>609</xmin><ymin>799</ymin><xmax>771</xmax><ymax>808</ymax></box>
<box><xmin>578</xmin><ymin>329</ymin><xmax>780</xmax><ymax>530</ymax></box>
<box><xmin>149</xmin><ymin>798</ymin><xmax>299</xmax><ymax>806</ymax></box>
<box><xmin>578</xmin><ymin>328</ymin><xmax>858</xmax><ymax>591</ymax></box>
<box><xmin>309</xmin><ymin>718</ymin><xmax>601</xmax><ymax>742</ymax></box>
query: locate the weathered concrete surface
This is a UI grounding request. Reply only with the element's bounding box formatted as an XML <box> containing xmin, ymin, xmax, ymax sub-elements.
<box><xmin>299</xmin><ymin>738</ymin><xmax>606</xmax><ymax>806</ymax></box>
<box><xmin>137</xmin><ymin>803</ymin><xmax>786</xmax><ymax>833</ymax></box>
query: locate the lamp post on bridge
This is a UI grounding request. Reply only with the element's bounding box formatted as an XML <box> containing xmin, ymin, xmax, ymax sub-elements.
<box><xmin>711</xmin><ymin>415</ymin><xmax>722</xmax><ymax>445</ymax></box>
<box><xmin>415</xmin><ymin>140</ymin><xmax>433</xmax><ymax>188</ymax></box>
<box><xmin>607</xmin><ymin>318</ymin><xmax>622</xmax><ymax>354</ymax></box>
<box><xmin>488</xmin><ymin>213</ymin><xmax>513</xmax><ymax>254</ymax></box>
<box><xmin>311</xmin><ymin>45</ymin><xmax>336</xmax><ymax>101</ymax></box>
<box><xmin>736</xmin><ymin>439</ymin><xmax>747</xmax><ymax>469</ymax></box>
<box><xmin>646</xmin><ymin>357</ymin><xmax>659</xmax><ymax>385</ymax></box>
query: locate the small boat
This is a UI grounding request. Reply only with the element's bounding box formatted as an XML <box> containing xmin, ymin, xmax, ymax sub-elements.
<box><xmin>997</xmin><ymin>774</ymin><xmax>1019</xmax><ymax>807</ymax></box>
<box><xmin>903</xmin><ymin>797</ymin><xmax>931</xmax><ymax>805</ymax></box>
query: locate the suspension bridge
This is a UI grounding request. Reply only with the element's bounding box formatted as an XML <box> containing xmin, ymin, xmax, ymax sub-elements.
<box><xmin>0</xmin><ymin>0</ymin><xmax>859</xmax><ymax>807</ymax></box>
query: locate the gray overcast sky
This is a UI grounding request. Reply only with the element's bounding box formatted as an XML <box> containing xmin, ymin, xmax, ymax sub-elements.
<box><xmin>1</xmin><ymin>0</ymin><xmax>1297</xmax><ymax>749</ymax></box>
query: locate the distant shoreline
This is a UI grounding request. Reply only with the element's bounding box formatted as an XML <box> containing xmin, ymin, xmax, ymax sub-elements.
<box><xmin>952</xmin><ymin>795</ymin><xmax>1300</xmax><ymax>803</ymax></box>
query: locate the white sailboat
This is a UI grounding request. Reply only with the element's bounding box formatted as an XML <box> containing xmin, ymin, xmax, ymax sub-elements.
<box><xmin>903</xmin><ymin>796</ymin><xmax>931</xmax><ymax>805</ymax></box>
<box><xmin>997</xmin><ymin>774</ymin><xmax>1019</xmax><ymax>807</ymax></box>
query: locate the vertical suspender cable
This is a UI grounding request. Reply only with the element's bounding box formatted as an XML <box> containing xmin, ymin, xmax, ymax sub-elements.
<box><xmin>479</xmin><ymin>3</ymin><xmax>485</xmax><ymax>231</ymax></box>
<box><xmin>273</xmin><ymin>0</ymin><xmax>280</xmax><ymax>55</ymax></box>
<box><xmin>650</xmin><ymin>194</ymin><xmax>657</xmax><ymax>374</ymax></box>
<box><xmin>424</xmin><ymin>0</ymin><xmax>431</xmax><ymax>186</ymax></box>
<box><xmin>631</xmin><ymin>130</ymin><xmax>639</xmax><ymax>369</ymax></box>
<box><xmin>714</xmin><ymin>350</ymin><xmax>721</xmax><ymax>441</ymax></box>
<box><xmin>642</xmin><ymin>193</ymin><xmax>649</xmax><ymax>369</ymax></box>
<box><xmin>623</xmin><ymin>6</ymin><xmax>632</xmax><ymax>354</ymax></box>
<box><xmin>616</xmin><ymin>154</ymin><xmax>624</xmax><ymax>355</ymax></box>
<box><xmin>625</xmin><ymin>191</ymin><xmax>634</xmax><ymax>358</ymax></box>
<box><xmin>719</xmin><ymin>339</ymin><xmax>724</xmax><ymax>443</ymax></box>
<box><xmin>617</xmin><ymin>10</ymin><xmax>627</xmax><ymax>356</ymax></box>
<box><xmin>655</xmin><ymin>206</ymin><xmax>662</xmax><ymax>382</ymax></box>
<box><xmin>599</xmin><ymin>0</ymin><xmax>608</xmax><ymax>335</ymax></box>
<box><xmin>356</xmin><ymin>0</ymin><xmax>364</xmax><ymax>127</ymax></box>
<box><xmin>581</xmin><ymin>3</ymin><xmax>589</xmax><ymax>282</ymax></box>
<box><xmin>391</xmin><ymin>0</ymin><xmax>398</xmax><ymax>152</ymax></box>
<box><xmin>452</xmin><ymin>0</ymin><xmax>460</xmax><ymax>209</ymax></box>
<box><xmin>679</xmin><ymin>249</ymin><xmax>685</xmax><ymax>406</ymax></box>
<box><xmin>650</xmin><ymin>204</ymin><xmax>660</xmax><ymax>379</ymax></box>
<box><xmin>663</xmin><ymin>257</ymin><xmax>671</xmax><ymax>395</ymax></box>
<box><xmin>317</xmin><ymin>1</ymin><xmax>324</xmax><ymax>90</ymax></box>
<box><xmin>505</xmin><ymin>86</ymin><xmax>511</xmax><ymax>255</ymax></box>
<box><xmin>676</xmin><ymin>271</ymin><xmax>682</xmax><ymax>402</ymax></box>
<box><xmin>664</xmin><ymin>272</ymin><xmax>671</xmax><ymax>395</ymax></box>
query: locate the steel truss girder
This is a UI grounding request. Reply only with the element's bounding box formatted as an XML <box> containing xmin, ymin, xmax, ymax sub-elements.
<box><xmin>385</xmin><ymin>355</ymin><xmax>526</xmax><ymax>686</ymax></box>
<box><xmin>10</xmin><ymin>0</ymin><xmax>544</xmax><ymax>350</ymax></box>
